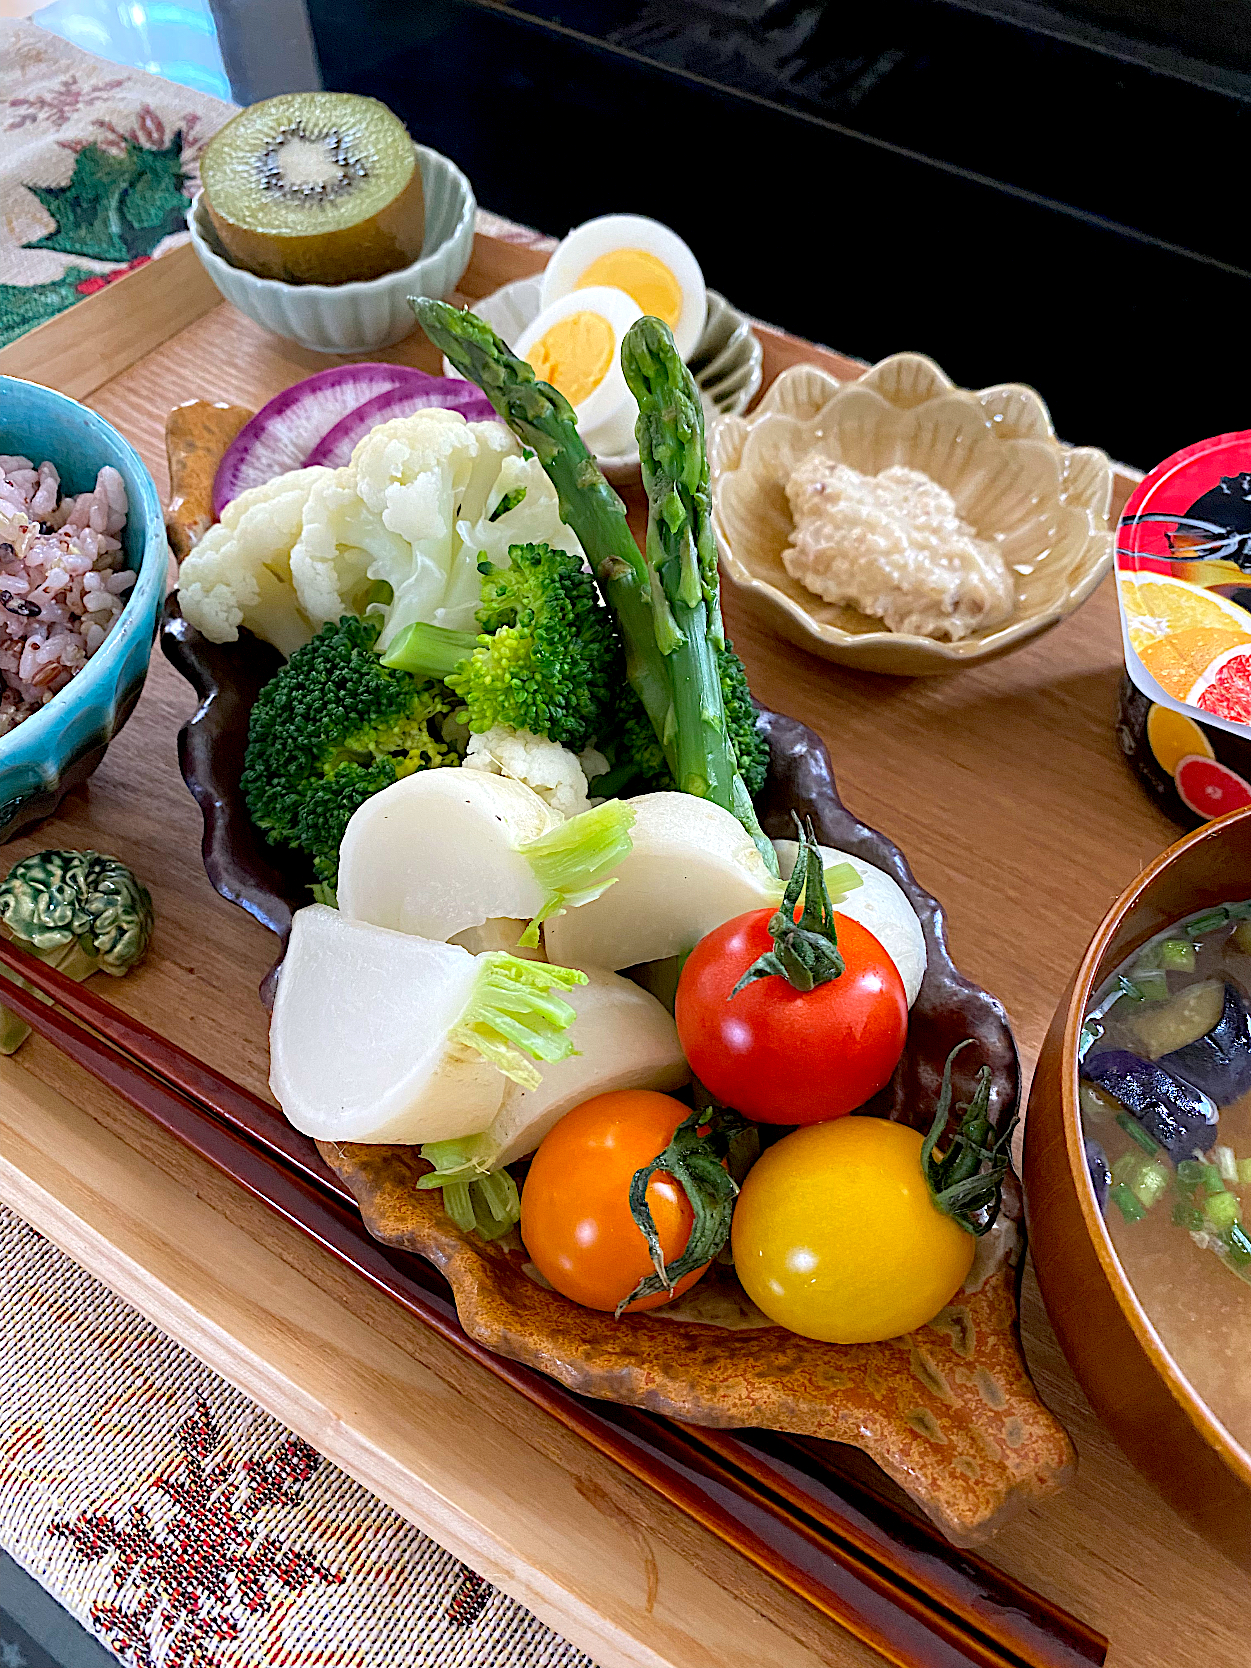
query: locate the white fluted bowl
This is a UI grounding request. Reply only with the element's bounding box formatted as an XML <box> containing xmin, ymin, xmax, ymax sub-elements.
<box><xmin>188</xmin><ymin>143</ymin><xmax>476</xmax><ymax>353</ymax></box>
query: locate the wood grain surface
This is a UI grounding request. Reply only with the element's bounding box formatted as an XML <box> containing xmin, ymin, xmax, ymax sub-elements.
<box><xmin>0</xmin><ymin>245</ymin><xmax>1244</xmax><ymax>1667</ymax></box>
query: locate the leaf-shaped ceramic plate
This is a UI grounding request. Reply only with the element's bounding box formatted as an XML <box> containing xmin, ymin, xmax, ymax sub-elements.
<box><xmin>710</xmin><ymin>353</ymin><xmax>1114</xmax><ymax>675</ymax></box>
<box><xmin>161</xmin><ymin>599</ymin><xmax>1075</xmax><ymax>1545</ymax></box>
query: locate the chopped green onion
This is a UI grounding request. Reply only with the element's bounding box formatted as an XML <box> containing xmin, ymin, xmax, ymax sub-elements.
<box><xmin>1227</xmin><ymin>1222</ymin><xmax>1251</xmax><ymax>1266</ymax></box>
<box><xmin>1159</xmin><ymin>938</ymin><xmax>1197</xmax><ymax>972</ymax></box>
<box><xmin>1132</xmin><ymin>1158</ymin><xmax>1172</xmax><ymax>1209</ymax></box>
<box><xmin>1178</xmin><ymin>1159</ymin><xmax>1206</xmax><ymax>1187</ymax></box>
<box><xmin>1116</xmin><ymin>975</ymin><xmax>1147</xmax><ymax>1006</ymax></box>
<box><xmin>1216</xmin><ymin>1145</ymin><xmax>1239</xmax><ymax>1183</ymax></box>
<box><xmin>1188</xmin><ymin>907</ymin><xmax>1230</xmax><ymax>935</ymax></box>
<box><xmin>1113</xmin><ymin>1151</ymin><xmax>1145</xmax><ymax>1189</ymax></box>
<box><xmin>1172</xmin><ymin>1199</ymin><xmax>1205</xmax><ymax>1230</ymax></box>
<box><xmin>1110</xmin><ymin>1183</ymin><xmax>1147</xmax><ymax>1223</ymax></box>
<box><xmin>1200</xmin><ymin>1164</ymin><xmax>1227</xmax><ymax>1197</ymax></box>
<box><xmin>1205</xmin><ymin>1191</ymin><xmax>1241</xmax><ymax>1232</ymax></box>
<box><xmin>1117</xmin><ymin>1113</ymin><xmax>1161</xmax><ymax>1155</ymax></box>
<box><xmin>1238</xmin><ymin>1158</ymin><xmax>1251</xmax><ymax>1186</ymax></box>
<box><xmin>1134</xmin><ymin>970</ymin><xmax>1169</xmax><ymax>1003</ymax></box>
<box><xmin>1077</xmin><ymin>1022</ymin><xmax>1101</xmax><ymax>1062</ymax></box>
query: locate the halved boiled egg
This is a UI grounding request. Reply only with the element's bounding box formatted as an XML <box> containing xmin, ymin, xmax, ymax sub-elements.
<box><xmin>514</xmin><ymin>285</ymin><xmax>642</xmax><ymax>457</ymax></box>
<box><xmin>541</xmin><ymin>214</ymin><xmax>706</xmax><ymax>364</ymax></box>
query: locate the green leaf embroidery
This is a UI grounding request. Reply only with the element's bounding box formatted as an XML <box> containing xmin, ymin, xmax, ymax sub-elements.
<box><xmin>27</xmin><ymin>138</ymin><xmax>189</xmax><ymax>263</ymax></box>
<box><xmin>0</xmin><ymin>268</ymin><xmax>98</xmax><ymax>350</ymax></box>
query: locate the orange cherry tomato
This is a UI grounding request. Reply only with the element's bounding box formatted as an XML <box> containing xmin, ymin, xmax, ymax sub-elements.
<box><xmin>520</xmin><ymin>1089</ymin><xmax>712</xmax><ymax>1313</ymax></box>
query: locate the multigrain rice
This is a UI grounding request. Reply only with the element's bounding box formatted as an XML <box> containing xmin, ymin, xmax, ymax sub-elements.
<box><xmin>0</xmin><ymin>456</ymin><xmax>135</xmax><ymax>736</ymax></box>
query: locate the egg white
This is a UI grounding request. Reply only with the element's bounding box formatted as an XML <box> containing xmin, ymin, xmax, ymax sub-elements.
<box><xmin>541</xmin><ymin>213</ymin><xmax>707</xmax><ymax>364</ymax></box>
<box><xmin>515</xmin><ymin>285</ymin><xmax>643</xmax><ymax>457</ymax></box>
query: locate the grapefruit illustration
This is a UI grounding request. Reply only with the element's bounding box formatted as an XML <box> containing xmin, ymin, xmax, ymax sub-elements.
<box><xmin>1146</xmin><ymin>703</ymin><xmax>1214</xmax><ymax>776</ymax></box>
<box><xmin>1186</xmin><ymin>645</ymin><xmax>1251</xmax><ymax>726</ymax></box>
<box><xmin>1175</xmin><ymin>755</ymin><xmax>1251</xmax><ymax>820</ymax></box>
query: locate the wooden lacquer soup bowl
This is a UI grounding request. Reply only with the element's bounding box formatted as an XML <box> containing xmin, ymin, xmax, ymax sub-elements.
<box><xmin>1025</xmin><ymin>805</ymin><xmax>1251</xmax><ymax>1567</ymax></box>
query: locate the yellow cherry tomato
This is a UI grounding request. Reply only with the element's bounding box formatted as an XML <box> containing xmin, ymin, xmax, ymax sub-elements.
<box><xmin>731</xmin><ymin>1116</ymin><xmax>976</xmax><ymax>1343</ymax></box>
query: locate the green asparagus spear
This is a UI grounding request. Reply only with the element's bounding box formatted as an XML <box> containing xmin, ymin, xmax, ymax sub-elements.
<box><xmin>410</xmin><ymin>297</ymin><xmax>776</xmax><ymax>872</ymax></box>
<box><xmin>620</xmin><ymin>315</ymin><xmax>731</xmax><ymax>803</ymax></box>
<box><xmin>618</xmin><ymin>316</ymin><xmax>774</xmax><ymax>867</ymax></box>
<box><xmin>410</xmin><ymin>297</ymin><xmax>671</xmax><ymax>740</ymax></box>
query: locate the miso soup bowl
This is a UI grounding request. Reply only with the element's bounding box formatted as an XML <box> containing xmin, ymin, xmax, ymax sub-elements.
<box><xmin>1025</xmin><ymin>806</ymin><xmax>1251</xmax><ymax>1566</ymax></box>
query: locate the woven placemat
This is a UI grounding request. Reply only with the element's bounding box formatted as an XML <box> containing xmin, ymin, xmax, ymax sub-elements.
<box><xmin>0</xmin><ymin>1204</ymin><xmax>598</xmax><ymax>1668</ymax></box>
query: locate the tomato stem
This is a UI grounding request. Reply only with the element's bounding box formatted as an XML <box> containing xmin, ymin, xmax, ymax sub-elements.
<box><xmin>729</xmin><ymin>816</ymin><xmax>844</xmax><ymax>997</ymax></box>
<box><xmin>618</xmin><ymin>1105</ymin><xmax>745</xmax><ymax>1316</ymax></box>
<box><xmin>922</xmin><ymin>1041</ymin><xmax>1019</xmax><ymax>1236</ymax></box>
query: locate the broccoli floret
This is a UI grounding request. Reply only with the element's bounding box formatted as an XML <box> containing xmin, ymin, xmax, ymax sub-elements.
<box><xmin>0</xmin><ymin>849</ymin><xmax>154</xmax><ymax>1053</ymax></box>
<box><xmin>596</xmin><ymin>642</ymin><xmax>769</xmax><ymax>800</ymax></box>
<box><xmin>383</xmin><ymin>542</ymin><xmax>618</xmax><ymax>751</ymax></box>
<box><xmin>718</xmin><ymin>641</ymin><xmax>770</xmax><ymax>798</ymax></box>
<box><xmin>241</xmin><ymin>615</ymin><xmax>458</xmax><ymax>891</ymax></box>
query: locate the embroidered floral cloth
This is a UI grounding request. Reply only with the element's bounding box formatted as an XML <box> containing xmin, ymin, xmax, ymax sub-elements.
<box><xmin>0</xmin><ymin>1205</ymin><xmax>596</xmax><ymax>1668</ymax></box>
<box><xmin>0</xmin><ymin>20</ymin><xmax>236</xmax><ymax>351</ymax></box>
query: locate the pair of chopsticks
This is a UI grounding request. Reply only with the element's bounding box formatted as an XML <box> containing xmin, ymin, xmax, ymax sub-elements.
<box><xmin>0</xmin><ymin>935</ymin><xmax>1106</xmax><ymax>1668</ymax></box>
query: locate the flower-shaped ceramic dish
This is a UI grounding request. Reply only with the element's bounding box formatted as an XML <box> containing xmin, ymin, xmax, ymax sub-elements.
<box><xmin>0</xmin><ymin>377</ymin><xmax>167</xmax><ymax>842</ymax></box>
<box><xmin>449</xmin><ymin>276</ymin><xmax>763</xmax><ymax>485</ymax></box>
<box><xmin>710</xmin><ymin>354</ymin><xmax>1115</xmax><ymax>676</ymax></box>
<box><xmin>187</xmin><ymin>143</ymin><xmax>476</xmax><ymax>354</ymax></box>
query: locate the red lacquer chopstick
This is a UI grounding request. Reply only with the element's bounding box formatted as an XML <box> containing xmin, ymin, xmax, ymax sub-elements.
<box><xmin>0</xmin><ymin>941</ymin><xmax>1105</xmax><ymax>1668</ymax></box>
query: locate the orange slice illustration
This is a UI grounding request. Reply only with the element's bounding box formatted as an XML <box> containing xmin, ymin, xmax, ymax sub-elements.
<box><xmin>1139</xmin><ymin>627</ymin><xmax>1251</xmax><ymax>698</ymax></box>
<box><xmin>1146</xmin><ymin>704</ymin><xmax>1214</xmax><ymax>776</ymax></box>
<box><xmin>1120</xmin><ymin>576</ymin><xmax>1251</xmax><ymax>670</ymax></box>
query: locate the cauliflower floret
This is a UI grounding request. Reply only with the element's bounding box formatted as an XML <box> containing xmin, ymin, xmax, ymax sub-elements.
<box><xmin>463</xmin><ymin>726</ymin><xmax>594</xmax><ymax>820</ymax></box>
<box><xmin>177</xmin><ymin>468</ymin><xmax>327</xmax><ymax>656</ymax></box>
<box><xmin>176</xmin><ymin>408</ymin><xmax>588</xmax><ymax>662</ymax></box>
<box><xmin>351</xmin><ymin>411</ymin><xmax>518</xmax><ymax>652</ymax></box>
<box><xmin>288</xmin><ymin>468</ymin><xmax>411</xmax><ymax>631</ymax></box>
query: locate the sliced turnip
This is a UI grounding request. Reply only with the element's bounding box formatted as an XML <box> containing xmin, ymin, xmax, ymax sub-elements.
<box><xmin>543</xmin><ymin>792</ymin><xmax>783</xmax><ymax>972</ymax></box>
<box><xmin>305</xmin><ymin>379</ymin><xmax>498</xmax><ymax>469</ymax></box>
<box><xmin>212</xmin><ymin>362</ymin><xmax>439</xmax><ymax>516</ymax></box>
<box><xmin>269</xmin><ymin>904</ymin><xmax>586</xmax><ymax>1144</ymax></box>
<box><xmin>420</xmin><ymin>968</ymin><xmax>691</xmax><ymax>1177</ymax></box>
<box><xmin>336</xmin><ymin>772</ymin><xmax>634</xmax><ymax>946</ymax></box>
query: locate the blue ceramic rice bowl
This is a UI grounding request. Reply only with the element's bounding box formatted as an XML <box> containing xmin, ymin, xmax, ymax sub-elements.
<box><xmin>0</xmin><ymin>376</ymin><xmax>166</xmax><ymax>840</ymax></box>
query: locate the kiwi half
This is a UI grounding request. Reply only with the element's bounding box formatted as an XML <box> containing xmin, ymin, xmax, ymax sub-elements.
<box><xmin>200</xmin><ymin>93</ymin><xmax>425</xmax><ymax>285</ymax></box>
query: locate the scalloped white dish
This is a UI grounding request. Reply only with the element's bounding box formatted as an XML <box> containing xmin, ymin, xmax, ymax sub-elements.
<box><xmin>447</xmin><ymin>276</ymin><xmax>763</xmax><ymax>485</ymax></box>
<box><xmin>709</xmin><ymin>354</ymin><xmax>1115</xmax><ymax>676</ymax></box>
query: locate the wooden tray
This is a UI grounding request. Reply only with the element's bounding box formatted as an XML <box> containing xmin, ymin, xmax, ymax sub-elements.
<box><xmin>1</xmin><ymin>230</ymin><xmax>1248</xmax><ymax>1668</ymax></box>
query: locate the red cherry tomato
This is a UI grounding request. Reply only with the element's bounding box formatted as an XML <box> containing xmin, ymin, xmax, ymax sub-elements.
<box><xmin>675</xmin><ymin>909</ymin><xmax>908</xmax><ymax>1124</ymax></box>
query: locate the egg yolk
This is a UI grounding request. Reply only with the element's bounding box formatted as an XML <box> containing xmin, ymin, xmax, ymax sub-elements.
<box><xmin>576</xmin><ymin>249</ymin><xmax>682</xmax><ymax>330</ymax></box>
<box><xmin>528</xmin><ymin>311</ymin><xmax>615</xmax><ymax>407</ymax></box>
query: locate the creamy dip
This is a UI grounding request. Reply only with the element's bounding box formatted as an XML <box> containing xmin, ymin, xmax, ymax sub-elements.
<box><xmin>783</xmin><ymin>457</ymin><xmax>1014</xmax><ymax>641</ymax></box>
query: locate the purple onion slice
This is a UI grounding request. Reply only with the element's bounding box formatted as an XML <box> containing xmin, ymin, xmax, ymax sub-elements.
<box><xmin>212</xmin><ymin>363</ymin><xmax>450</xmax><ymax>516</ymax></box>
<box><xmin>304</xmin><ymin>380</ymin><xmax>498</xmax><ymax>470</ymax></box>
